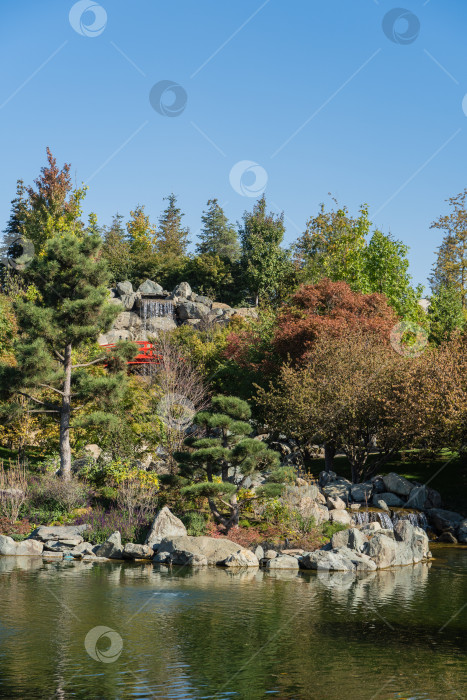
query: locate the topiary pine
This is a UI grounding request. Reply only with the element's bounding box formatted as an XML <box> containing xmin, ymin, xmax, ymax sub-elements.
<box><xmin>174</xmin><ymin>394</ymin><xmax>282</xmax><ymax>531</ymax></box>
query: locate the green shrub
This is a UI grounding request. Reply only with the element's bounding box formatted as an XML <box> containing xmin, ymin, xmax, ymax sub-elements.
<box><xmin>321</xmin><ymin>521</ymin><xmax>348</xmax><ymax>539</ymax></box>
<box><xmin>181</xmin><ymin>511</ymin><xmax>207</xmax><ymax>536</ymax></box>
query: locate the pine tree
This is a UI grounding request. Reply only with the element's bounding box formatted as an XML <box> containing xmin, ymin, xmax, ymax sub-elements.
<box><xmin>430</xmin><ymin>189</ymin><xmax>467</xmax><ymax>308</ymax></box>
<box><xmin>197</xmin><ymin>199</ymin><xmax>240</xmax><ymax>261</ymax></box>
<box><xmin>156</xmin><ymin>194</ymin><xmax>190</xmax><ymax>263</ymax></box>
<box><xmin>174</xmin><ymin>395</ymin><xmax>281</xmax><ymax>531</ymax></box>
<box><xmin>102</xmin><ymin>213</ymin><xmax>131</xmax><ymax>285</ymax></box>
<box><xmin>428</xmin><ymin>284</ymin><xmax>466</xmax><ymax>344</ymax></box>
<box><xmin>0</xmin><ymin>230</ymin><xmax>136</xmax><ymax>479</ymax></box>
<box><xmin>239</xmin><ymin>196</ymin><xmax>293</xmax><ymax>306</ymax></box>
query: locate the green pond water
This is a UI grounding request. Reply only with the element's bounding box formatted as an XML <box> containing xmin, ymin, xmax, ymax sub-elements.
<box><xmin>0</xmin><ymin>548</ymin><xmax>465</xmax><ymax>699</ymax></box>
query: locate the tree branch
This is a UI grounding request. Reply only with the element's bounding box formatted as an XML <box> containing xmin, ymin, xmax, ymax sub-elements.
<box><xmin>18</xmin><ymin>392</ymin><xmax>58</xmax><ymax>410</ymax></box>
<box><xmin>38</xmin><ymin>384</ymin><xmax>65</xmax><ymax>396</ymax></box>
<box><xmin>71</xmin><ymin>355</ymin><xmax>106</xmax><ymax>369</ymax></box>
<box><xmin>54</xmin><ymin>349</ymin><xmax>65</xmax><ymax>362</ymax></box>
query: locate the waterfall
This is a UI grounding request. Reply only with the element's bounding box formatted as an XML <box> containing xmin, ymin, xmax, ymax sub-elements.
<box><xmin>352</xmin><ymin>509</ymin><xmax>428</xmax><ymax>530</ymax></box>
<box><xmin>141</xmin><ymin>299</ymin><xmax>174</xmax><ymax>331</ymax></box>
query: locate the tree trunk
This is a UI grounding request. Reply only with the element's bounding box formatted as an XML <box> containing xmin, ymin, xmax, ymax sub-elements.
<box><xmin>59</xmin><ymin>344</ymin><xmax>72</xmax><ymax>480</ymax></box>
<box><xmin>324</xmin><ymin>442</ymin><xmax>335</xmax><ymax>471</ymax></box>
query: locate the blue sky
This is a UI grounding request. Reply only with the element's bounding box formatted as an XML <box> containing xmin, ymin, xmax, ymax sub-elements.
<box><xmin>1</xmin><ymin>0</ymin><xmax>466</xmax><ymax>289</ymax></box>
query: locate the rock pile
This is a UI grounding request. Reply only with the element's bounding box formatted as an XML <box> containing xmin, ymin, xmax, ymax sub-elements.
<box><xmin>99</xmin><ymin>279</ymin><xmax>258</xmax><ymax>344</ymax></box>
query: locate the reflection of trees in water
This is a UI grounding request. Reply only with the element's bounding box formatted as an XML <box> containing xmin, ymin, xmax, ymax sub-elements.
<box><xmin>0</xmin><ymin>557</ymin><xmax>465</xmax><ymax>699</ymax></box>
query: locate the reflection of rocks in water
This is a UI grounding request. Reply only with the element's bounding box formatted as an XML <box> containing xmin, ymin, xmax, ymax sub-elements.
<box><xmin>311</xmin><ymin>563</ymin><xmax>431</xmax><ymax>606</ymax></box>
<box><xmin>222</xmin><ymin>568</ymin><xmax>263</xmax><ymax>584</ymax></box>
<box><xmin>264</xmin><ymin>569</ymin><xmax>302</xmax><ymax>582</ymax></box>
<box><xmin>0</xmin><ymin>555</ymin><xmax>44</xmax><ymax>574</ymax></box>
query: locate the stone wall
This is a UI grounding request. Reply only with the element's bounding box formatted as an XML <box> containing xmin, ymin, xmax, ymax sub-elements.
<box><xmin>98</xmin><ymin>279</ymin><xmax>258</xmax><ymax>344</ymax></box>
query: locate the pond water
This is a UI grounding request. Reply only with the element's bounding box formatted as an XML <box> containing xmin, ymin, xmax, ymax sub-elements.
<box><xmin>0</xmin><ymin>548</ymin><xmax>465</xmax><ymax>699</ymax></box>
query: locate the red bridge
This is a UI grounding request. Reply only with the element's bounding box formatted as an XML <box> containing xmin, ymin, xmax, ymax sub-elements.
<box><xmin>101</xmin><ymin>341</ymin><xmax>163</xmax><ymax>365</ymax></box>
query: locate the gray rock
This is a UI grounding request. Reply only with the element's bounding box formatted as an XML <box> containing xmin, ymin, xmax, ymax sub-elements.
<box><xmin>457</xmin><ymin>519</ymin><xmax>467</xmax><ymax>544</ymax></box>
<box><xmin>42</xmin><ymin>551</ymin><xmax>64</xmax><ymax>560</ymax></box>
<box><xmin>266</xmin><ymin>555</ymin><xmax>299</xmax><ymax>570</ymax></box>
<box><xmin>113</xmin><ymin>311</ymin><xmax>132</xmax><ymax>330</ymax></box>
<box><xmin>405</xmin><ymin>485</ymin><xmax>427</xmax><ymax>509</ymax></box>
<box><xmin>145</xmin><ymin>506</ymin><xmax>187</xmax><ymax>548</ymax></box>
<box><xmin>173</xmin><ymin>282</ymin><xmax>192</xmax><ymax>299</ymax></box>
<box><xmin>326</xmin><ymin>495</ymin><xmax>346</xmax><ymax>510</ymax></box>
<box><xmin>0</xmin><ymin>535</ymin><xmax>19</xmax><ymax>555</ymax></box>
<box><xmin>331</xmin><ymin>527</ymin><xmax>368</xmax><ymax>552</ymax></box>
<box><xmin>94</xmin><ymin>531</ymin><xmax>123</xmax><ymax>559</ymax></box>
<box><xmin>254</xmin><ymin>545</ymin><xmax>264</xmax><ymax>560</ymax></box>
<box><xmin>350</xmin><ymin>483</ymin><xmax>373</xmax><ymax>503</ymax></box>
<box><xmin>72</xmin><ymin>542</ymin><xmax>95</xmax><ymax>556</ymax></box>
<box><xmin>30</xmin><ymin>525</ymin><xmax>88</xmax><ymax>542</ymax></box>
<box><xmin>177</xmin><ymin>301</ymin><xmax>210</xmax><ymax>321</ymax></box>
<box><xmin>427</xmin><ymin>508</ymin><xmax>463</xmax><ymax>534</ymax></box>
<box><xmin>374</xmin><ymin>498</ymin><xmax>390</xmax><ymax>512</ymax></box>
<box><xmin>116</xmin><ymin>280</ymin><xmax>133</xmax><ymax>296</ymax></box>
<box><xmin>138</xmin><ymin>280</ymin><xmax>163</xmax><ymax>295</ymax></box>
<box><xmin>264</xmin><ymin>549</ymin><xmax>277</xmax><ymax>559</ymax></box>
<box><xmin>329</xmin><ymin>509</ymin><xmax>351</xmax><ymax>525</ymax></box>
<box><xmin>437</xmin><ymin>532</ymin><xmax>457</xmax><ymax>544</ymax></box>
<box><xmin>360</xmin><ymin>522</ymin><xmax>381</xmax><ymax>533</ymax></box>
<box><xmin>153</xmin><ymin>551</ymin><xmax>170</xmax><ymax>563</ymax></box>
<box><xmin>224</xmin><ymin>549</ymin><xmax>259</xmax><ymax>567</ymax></box>
<box><xmin>382</xmin><ymin>472</ymin><xmax>414</xmax><ymax>497</ymax></box>
<box><xmin>44</xmin><ymin>539</ymin><xmax>82</xmax><ymax>552</ymax></box>
<box><xmin>120</xmin><ymin>293</ymin><xmax>136</xmax><ymax>310</ymax></box>
<box><xmin>372</xmin><ymin>476</ymin><xmax>385</xmax><ymax>493</ymax></box>
<box><xmin>122</xmin><ymin>543</ymin><xmax>154</xmax><ymax>560</ymax></box>
<box><xmin>319</xmin><ymin>471</ymin><xmax>337</xmax><ymax>487</ymax></box>
<box><xmin>322</xmin><ymin>483</ymin><xmax>350</xmax><ymax>500</ymax></box>
<box><xmin>373</xmin><ymin>492</ymin><xmax>404</xmax><ymax>507</ymax></box>
<box><xmin>157</xmin><ymin>535</ymin><xmax>242</xmax><ymax>566</ymax></box>
<box><xmin>301</xmin><ymin>549</ymin><xmax>376</xmax><ymax>571</ymax></box>
<box><xmin>364</xmin><ymin>533</ymin><xmax>397</xmax><ymax>568</ymax></box>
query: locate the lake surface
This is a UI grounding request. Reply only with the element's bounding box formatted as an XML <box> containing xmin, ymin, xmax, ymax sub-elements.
<box><xmin>0</xmin><ymin>548</ymin><xmax>465</xmax><ymax>699</ymax></box>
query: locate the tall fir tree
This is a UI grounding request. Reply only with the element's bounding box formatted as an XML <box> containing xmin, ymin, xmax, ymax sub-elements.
<box><xmin>156</xmin><ymin>194</ymin><xmax>190</xmax><ymax>262</ymax></box>
<box><xmin>101</xmin><ymin>213</ymin><xmax>131</xmax><ymax>285</ymax></box>
<box><xmin>428</xmin><ymin>284</ymin><xmax>466</xmax><ymax>344</ymax></box>
<box><xmin>239</xmin><ymin>195</ymin><xmax>293</xmax><ymax>306</ymax></box>
<box><xmin>197</xmin><ymin>198</ymin><xmax>240</xmax><ymax>261</ymax></box>
<box><xmin>430</xmin><ymin>189</ymin><xmax>467</xmax><ymax>308</ymax></box>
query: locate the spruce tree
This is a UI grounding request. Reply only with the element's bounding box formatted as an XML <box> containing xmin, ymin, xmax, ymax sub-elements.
<box><xmin>428</xmin><ymin>284</ymin><xmax>466</xmax><ymax>344</ymax></box>
<box><xmin>101</xmin><ymin>213</ymin><xmax>131</xmax><ymax>285</ymax></box>
<box><xmin>239</xmin><ymin>196</ymin><xmax>293</xmax><ymax>306</ymax></box>
<box><xmin>197</xmin><ymin>199</ymin><xmax>240</xmax><ymax>261</ymax></box>
<box><xmin>175</xmin><ymin>395</ymin><xmax>281</xmax><ymax>531</ymax></box>
<box><xmin>430</xmin><ymin>189</ymin><xmax>467</xmax><ymax>308</ymax></box>
<box><xmin>156</xmin><ymin>194</ymin><xmax>190</xmax><ymax>263</ymax></box>
<box><xmin>0</xmin><ymin>229</ymin><xmax>136</xmax><ymax>479</ymax></box>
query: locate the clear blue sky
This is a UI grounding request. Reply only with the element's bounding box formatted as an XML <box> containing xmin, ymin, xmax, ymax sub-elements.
<box><xmin>1</xmin><ymin>0</ymin><xmax>466</xmax><ymax>289</ymax></box>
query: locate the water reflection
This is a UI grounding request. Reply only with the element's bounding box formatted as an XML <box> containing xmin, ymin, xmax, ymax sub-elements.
<box><xmin>0</xmin><ymin>552</ymin><xmax>465</xmax><ymax>699</ymax></box>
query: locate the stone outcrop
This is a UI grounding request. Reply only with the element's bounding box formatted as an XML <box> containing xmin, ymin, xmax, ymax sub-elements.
<box><xmin>98</xmin><ymin>279</ymin><xmax>259</xmax><ymax>344</ymax></box>
<box><xmin>224</xmin><ymin>549</ymin><xmax>259</xmax><ymax>567</ymax></box>
<box><xmin>154</xmin><ymin>535</ymin><xmax>244</xmax><ymax>566</ymax></box>
<box><xmin>0</xmin><ymin>535</ymin><xmax>43</xmax><ymax>556</ymax></box>
<box><xmin>122</xmin><ymin>543</ymin><xmax>154</xmax><ymax>560</ymax></box>
<box><xmin>94</xmin><ymin>531</ymin><xmax>123</xmax><ymax>559</ymax></box>
<box><xmin>145</xmin><ymin>506</ymin><xmax>187</xmax><ymax>548</ymax></box>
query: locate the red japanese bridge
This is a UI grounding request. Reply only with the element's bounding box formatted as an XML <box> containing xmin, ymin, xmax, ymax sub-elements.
<box><xmin>100</xmin><ymin>341</ymin><xmax>162</xmax><ymax>366</ymax></box>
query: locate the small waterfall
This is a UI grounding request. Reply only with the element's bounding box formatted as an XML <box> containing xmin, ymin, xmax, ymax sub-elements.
<box><xmin>141</xmin><ymin>299</ymin><xmax>174</xmax><ymax>331</ymax></box>
<box><xmin>352</xmin><ymin>509</ymin><xmax>428</xmax><ymax>530</ymax></box>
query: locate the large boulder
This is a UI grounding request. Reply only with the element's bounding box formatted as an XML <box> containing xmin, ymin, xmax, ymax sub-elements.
<box><xmin>331</xmin><ymin>527</ymin><xmax>368</xmax><ymax>552</ymax></box>
<box><xmin>120</xmin><ymin>293</ymin><xmax>137</xmax><ymax>310</ymax></box>
<box><xmin>138</xmin><ymin>280</ymin><xmax>163</xmax><ymax>295</ymax></box>
<box><xmin>177</xmin><ymin>301</ymin><xmax>210</xmax><ymax>321</ymax></box>
<box><xmin>43</xmin><ymin>538</ymin><xmax>83</xmax><ymax>552</ymax></box>
<box><xmin>266</xmin><ymin>555</ymin><xmax>299</xmax><ymax>570</ymax></box>
<box><xmin>301</xmin><ymin>549</ymin><xmax>376</xmax><ymax>571</ymax></box>
<box><xmin>224</xmin><ymin>549</ymin><xmax>259</xmax><ymax>567</ymax></box>
<box><xmin>393</xmin><ymin>521</ymin><xmax>430</xmax><ymax>564</ymax></box>
<box><xmin>326</xmin><ymin>495</ymin><xmax>346</xmax><ymax>510</ymax></box>
<box><xmin>94</xmin><ymin>531</ymin><xmax>123</xmax><ymax>559</ymax></box>
<box><xmin>173</xmin><ymin>282</ymin><xmax>192</xmax><ymax>299</ymax></box>
<box><xmin>116</xmin><ymin>280</ymin><xmax>133</xmax><ymax>296</ymax></box>
<box><xmin>405</xmin><ymin>485</ymin><xmax>427</xmax><ymax>509</ymax></box>
<box><xmin>145</xmin><ymin>506</ymin><xmax>187</xmax><ymax>548</ymax></box>
<box><xmin>156</xmin><ymin>535</ymin><xmax>242</xmax><ymax>566</ymax></box>
<box><xmin>122</xmin><ymin>543</ymin><xmax>154</xmax><ymax>560</ymax></box>
<box><xmin>329</xmin><ymin>509</ymin><xmax>351</xmax><ymax>525</ymax></box>
<box><xmin>0</xmin><ymin>536</ymin><xmax>43</xmax><ymax>556</ymax></box>
<box><xmin>427</xmin><ymin>508</ymin><xmax>463</xmax><ymax>534</ymax></box>
<box><xmin>323</xmin><ymin>483</ymin><xmax>350</xmax><ymax>501</ymax></box>
<box><xmin>382</xmin><ymin>473</ymin><xmax>414</xmax><ymax>497</ymax></box>
<box><xmin>373</xmin><ymin>492</ymin><xmax>404</xmax><ymax>507</ymax></box>
<box><xmin>364</xmin><ymin>533</ymin><xmax>397</xmax><ymax>568</ymax></box>
<box><xmin>30</xmin><ymin>525</ymin><xmax>88</xmax><ymax>542</ymax></box>
<box><xmin>350</xmin><ymin>483</ymin><xmax>373</xmax><ymax>503</ymax></box>
<box><xmin>191</xmin><ymin>294</ymin><xmax>213</xmax><ymax>308</ymax></box>
<box><xmin>457</xmin><ymin>519</ymin><xmax>467</xmax><ymax>544</ymax></box>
